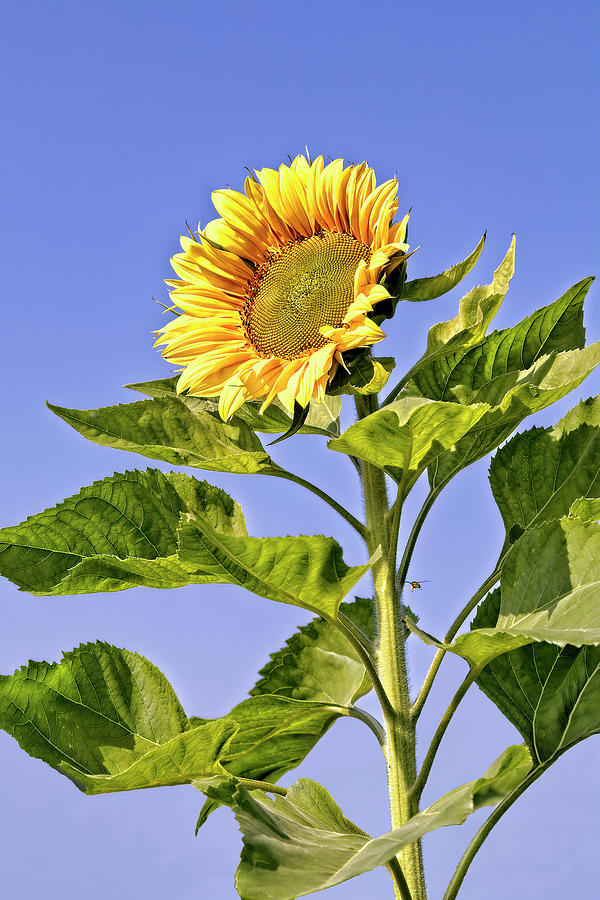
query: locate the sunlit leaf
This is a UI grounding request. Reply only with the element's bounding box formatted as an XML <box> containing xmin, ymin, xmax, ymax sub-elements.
<box><xmin>209</xmin><ymin>745</ymin><xmax>531</xmax><ymax>899</ymax></box>
<box><xmin>568</xmin><ymin>496</ymin><xmax>600</xmax><ymax>522</ymax></box>
<box><xmin>428</xmin><ymin>341</ymin><xmax>600</xmax><ymax>490</ymax></box>
<box><xmin>409</xmin><ymin>513</ymin><xmax>600</xmax><ymax>668</ymax></box>
<box><xmin>383</xmin><ymin>237</ymin><xmax>514</xmax><ymax>392</ymax></box>
<box><xmin>0</xmin><ymin>642</ymin><xmax>236</xmax><ymax>794</ymax></box>
<box><xmin>178</xmin><ymin>517</ymin><xmax>373</xmax><ymax>618</ymax></box>
<box><xmin>412</xmin><ymin>275</ymin><xmax>591</xmax><ymax>403</ymax></box>
<box><xmin>495</xmin><ymin>514</ymin><xmax>600</xmax><ymax>645</ymax></box>
<box><xmin>49</xmin><ymin>396</ymin><xmax>275</xmax><ymax>474</ymax></box>
<box><xmin>329</xmin><ymin>397</ymin><xmax>490</xmax><ymax>487</ymax></box>
<box><xmin>0</xmin><ymin>469</ymin><xmax>245</xmax><ymax>595</ymax></box>
<box><xmin>125</xmin><ymin>377</ymin><xmax>341</xmax><ymax>437</ymax></box>
<box><xmin>392</xmin><ymin>232</ymin><xmax>487</xmax><ymax>303</ymax></box>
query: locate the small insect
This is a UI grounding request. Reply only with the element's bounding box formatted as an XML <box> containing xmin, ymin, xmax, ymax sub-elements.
<box><xmin>407</xmin><ymin>580</ymin><xmax>430</xmax><ymax>591</ymax></box>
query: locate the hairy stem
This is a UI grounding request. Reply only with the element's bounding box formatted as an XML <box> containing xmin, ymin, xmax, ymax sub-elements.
<box><xmin>443</xmin><ymin>760</ymin><xmax>552</xmax><ymax>900</ymax></box>
<box><xmin>411</xmin><ymin>567</ymin><xmax>501</xmax><ymax>721</ymax></box>
<box><xmin>345</xmin><ymin>706</ymin><xmax>387</xmax><ymax>747</ymax></box>
<box><xmin>388</xmin><ymin>856</ymin><xmax>415</xmax><ymax>900</ymax></box>
<box><xmin>396</xmin><ymin>486</ymin><xmax>442</xmax><ymax>592</ymax></box>
<box><xmin>410</xmin><ymin>669</ymin><xmax>479</xmax><ymax>804</ymax></box>
<box><xmin>335</xmin><ymin>611</ymin><xmax>396</xmax><ymax>722</ymax></box>
<box><xmin>355</xmin><ymin>393</ymin><xmax>426</xmax><ymax>900</ymax></box>
<box><xmin>236</xmin><ymin>777</ymin><xmax>288</xmax><ymax>796</ymax></box>
<box><xmin>266</xmin><ymin>466</ymin><xmax>367</xmax><ymax>539</ymax></box>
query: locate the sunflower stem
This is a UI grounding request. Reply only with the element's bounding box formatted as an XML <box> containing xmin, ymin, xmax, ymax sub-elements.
<box><xmin>355</xmin><ymin>394</ymin><xmax>426</xmax><ymax>900</ymax></box>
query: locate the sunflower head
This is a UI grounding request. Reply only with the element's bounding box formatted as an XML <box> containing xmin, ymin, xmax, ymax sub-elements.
<box><xmin>154</xmin><ymin>154</ymin><xmax>409</xmax><ymax>420</ymax></box>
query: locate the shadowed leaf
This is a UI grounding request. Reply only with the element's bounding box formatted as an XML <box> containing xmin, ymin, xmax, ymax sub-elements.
<box><xmin>328</xmin><ymin>355</ymin><xmax>395</xmax><ymax>396</ymax></box>
<box><xmin>209</xmin><ymin>745</ymin><xmax>530</xmax><ymax>899</ymax></box>
<box><xmin>490</xmin><ymin>396</ymin><xmax>600</xmax><ymax>548</ymax></box>
<box><xmin>474</xmin><ymin>591</ymin><xmax>600</xmax><ymax>765</ymax></box>
<box><xmin>196</xmin><ymin>598</ymin><xmax>377</xmax><ymax>832</ymax></box>
<box><xmin>251</xmin><ymin>597</ymin><xmax>376</xmax><ymax>706</ymax></box>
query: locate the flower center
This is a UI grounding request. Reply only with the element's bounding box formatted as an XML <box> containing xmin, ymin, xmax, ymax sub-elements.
<box><xmin>243</xmin><ymin>232</ymin><xmax>371</xmax><ymax>359</ymax></box>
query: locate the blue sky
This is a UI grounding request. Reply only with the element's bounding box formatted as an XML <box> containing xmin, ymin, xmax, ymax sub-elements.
<box><xmin>0</xmin><ymin>1</ymin><xmax>598</xmax><ymax>898</ymax></box>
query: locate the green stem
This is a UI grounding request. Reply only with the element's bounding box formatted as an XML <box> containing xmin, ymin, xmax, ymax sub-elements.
<box><xmin>410</xmin><ymin>669</ymin><xmax>479</xmax><ymax>804</ymax></box>
<box><xmin>388</xmin><ymin>856</ymin><xmax>415</xmax><ymax>900</ymax></box>
<box><xmin>411</xmin><ymin>567</ymin><xmax>501</xmax><ymax>721</ymax></box>
<box><xmin>266</xmin><ymin>466</ymin><xmax>367</xmax><ymax>540</ymax></box>
<box><xmin>396</xmin><ymin>486</ymin><xmax>442</xmax><ymax>592</ymax></box>
<box><xmin>236</xmin><ymin>777</ymin><xmax>288</xmax><ymax>797</ymax></box>
<box><xmin>335</xmin><ymin>611</ymin><xmax>395</xmax><ymax>722</ymax></box>
<box><xmin>381</xmin><ymin>360</ymin><xmax>423</xmax><ymax>406</ymax></box>
<box><xmin>346</xmin><ymin>706</ymin><xmax>387</xmax><ymax>747</ymax></box>
<box><xmin>355</xmin><ymin>394</ymin><xmax>426</xmax><ymax>900</ymax></box>
<box><xmin>443</xmin><ymin>760</ymin><xmax>552</xmax><ymax>900</ymax></box>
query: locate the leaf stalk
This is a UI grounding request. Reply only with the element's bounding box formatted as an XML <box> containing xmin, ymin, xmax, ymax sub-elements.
<box><xmin>442</xmin><ymin>759</ymin><xmax>552</xmax><ymax>900</ymax></box>
<box><xmin>266</xmin><ymin>466</ymin><xmax>368</xmax><ymax>540</ymax></box>
<box><xmin>411</xmin><ymin>566</ymin><xmax>501</xmax><ymax>721</ymax></box>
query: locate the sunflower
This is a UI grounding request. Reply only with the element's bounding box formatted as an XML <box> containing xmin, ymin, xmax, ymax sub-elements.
<box><xmin>155</xmin><ymin>154</ymin><xmax>409</xmax><ymax>420</ymax></box>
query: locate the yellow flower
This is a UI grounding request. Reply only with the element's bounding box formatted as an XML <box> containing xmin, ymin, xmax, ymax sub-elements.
<box><xmin>155</xmin><ymin>154</ymin><xmax>409</xmax><ymax>420</ymax></box>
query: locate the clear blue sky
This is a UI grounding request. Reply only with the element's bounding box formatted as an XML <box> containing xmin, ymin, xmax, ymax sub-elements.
<box><xmin>1</xmin><ymin>2</ymin><xmax>598</xmax><ymax>898</ymax></box>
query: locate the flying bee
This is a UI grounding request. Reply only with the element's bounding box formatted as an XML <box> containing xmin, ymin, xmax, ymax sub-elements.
<box><xmin>407</xmin><ymin>580</ymin><xmax>430</xmax><ymax>591</ymax></box>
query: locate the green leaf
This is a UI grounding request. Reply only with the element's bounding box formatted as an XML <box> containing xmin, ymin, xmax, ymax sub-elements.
<box><xmin>490</xmin><ymin>396</ymin><xmax>600</xmax><ymax>547</ymax></box>
<box><xmin>569</xmin><ymin>496</ymin><xmax>600</xmax><ymax>522</ymax></box>
<box><xmin>495</xmin><ymin>514</ymin><xmax>600</xmax><ymax>645</ymax></box>
<box><xmin>178</xmin><ymin>517</ymin><xmax>373</xmax><ymax>618</ymax></box>
<box><xmin>409</xmin><ymin>513</ymin><xmax>600</xmax><ymax>668</ymax></box>
<box><xmin>394</xmin><ymin>232</ymin><xmax>487</xmax><ymax>303</ymax></box>
<box><xmin>428</xmin><ymin>341</ymin><xmax>600</xmax><ymax>490</ymax></box>
<box><xmin>196</xmin><ymin>598</ymin><xmax>377</xmax><ymax>832</ymax></box>
<box><xmin>210</xmin><ymin>745</ymin><xmax>531</xmax><ymax>899</ymax></box>
<box><xmin>404</xmin><ymin>607</ymin><xmax>531</xmax><ymax>670</ymax></box>
<box><xmin>49</xmin><ymin>396</ymin><xmax>275</xmax><ymax>474</ymax></box>
<box><xmin>387</xmin><ymin>238</ymin><xmax>514</xmax><ymax>398</ymax></box>
<box><xmin>0</xmin><ymin>469</ymin><xmax>245</xmax><ymax>595</ymax></box>
<box><xmin>193</xmin><ymin>695</ymin><xmax>348</xmax><ymax>787</ymax></box>
<box><xmin>0</xmin><ymin>643</ymin><xmax>351</xmax><ymax>805</ymax></box>
<box><xmin>474</xmin><ymin>591</ymin><xmax>600</xmax><ymax>765</ymax></box>
<box><xmin>267</xmin><ymin>401</ymin><xmax>311</xmax><ymax>446</ymax></box>
<box><xmin>328</xmin><ymin>354</ymin><xmax>395</xmax><ymax>397</ymax></box>
<box><xmin>125</xmin><ymin>375</ymin><xmax>181</xmax><ymax>398</ymax></box>
<box><xmin>0</xmin><ymin>642</ymin><xmax>236</xmax><ymax>794</ymax></box>
<box><xmin>0</xmin><ymin>469</ymin><xmax>369</xmax><ymax>618</ymax></box>
<box><xmin>412</xmin><ymin>275</ymin><xmax>591</xmax><ymax>403</ymax></box>
<box><xmin>251</xmin><ymin>597</ymin><xmax>376</xmax><ymax>706</ymax></box>
<box><xmin>329</xmin><ymin>396</ymin><xmax>491</xmax><ymax>487</ymax></box>
<box><xmin>125</xmin><ymin>377</ymin><xmax>341</xmax><ymax>438</ymax></box>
